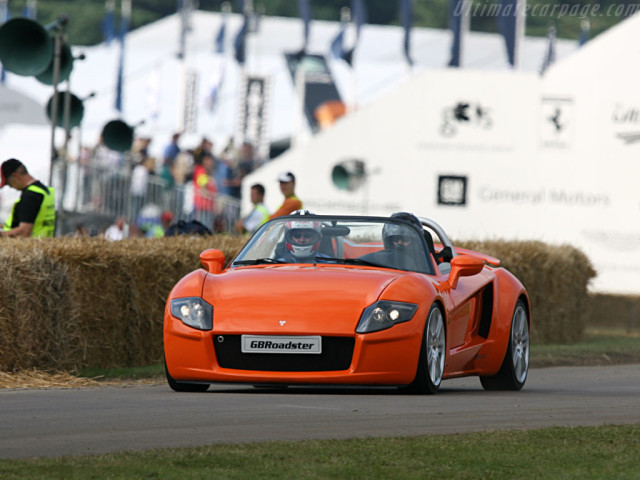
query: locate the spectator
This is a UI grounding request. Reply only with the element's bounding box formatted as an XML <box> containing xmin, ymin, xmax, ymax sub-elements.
<box><xmin>146</xmin><ymin>210</ymin><xmax>174</xmax><ymax>238</ymax></box>
<box><xmin>237</xmin><ymin>141</ymin><xmax>256</xmax><ymax>173</ymax></box>
<box><xmin>222</xmin><ymin>141</ymin><xmax>256</xmax><ymax>202</ymax></box>
<box><xmin>130</xmin><ymin>156</ymin><xmax>155</xmax><ymax>223</ymax></box>
<box><xmin>193</xmin><ymin>137</ymin><xmax>214</xmax><ymax>166</ymax></box>
<box><xmin>92</xmin><ymin>136</ymin><xmax>124</xmax><ymax>213</ymax></box>
<box><xmin>0</xmin><ymin>158</ymin><xmax>56</xmax><ymax>238</ymax></box>
<box><xmin>269</xmin><ymin>171</ymin><xmax>303</xmax><ymax>219</ymax></box>
<box><xmin>215</xmin><ymin>147</ymin><xmax>234</xmax><ymax>196</ymax></box>
<box><xmin>77</xmin><ymin>145</ymin><xmax>92</xmax><ymax>207</ymax></box>
<box><xmin>193</xmin><ymin>153</ymin><xmax>217</xmax><ymax>231</ymax></box>
<box><xmin>132</xmin><ymin>136</ymin><xmax>152</xmax><ymax>166</ymax></box>
<box><xmin>234</xmin><ymin>183</ymin><xmax>269</xmax><ymax>234</ymax></box>
<box><xmin>162</xmin><ymin>151</ymin><xmax>191</xmax><ymax>221</ymax></box>
<box><xmin>163</xmin><ymin>132</ymin><xmax>181</xmax><ymax>168</ymax></box>
<box><xmin>104</xmin><ymin>216</ymin><xmax>127</xmax><ymax>241</ymax></box>
<box><xmin>72</xmin><ymin>222</ymin><xmax>89</xmax><ymax>237</ymax></box>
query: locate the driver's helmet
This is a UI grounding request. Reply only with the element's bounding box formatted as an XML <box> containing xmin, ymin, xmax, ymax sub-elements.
<box><xmin>284</xmin><ymin>210</ymin><xmax>322</xmax><ymax>259</ymax></box>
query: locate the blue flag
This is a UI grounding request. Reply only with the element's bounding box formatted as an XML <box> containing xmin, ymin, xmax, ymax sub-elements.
<box><xmin>215</xmin><ymin>18</ymin><xmax>226</xmax><ymax>53</ymax></box>
<box><xmin>234</xmin><ymin>14</ymin><xmax>248</xmax><ymax>64</ymax></box>
<box><xmin>539</xmin><ymin>22</ymin><xmax>556</xmax><ymax>75</ymax></box>
<box><xmin>115</xmin><ymin>1</ymin><xmax>130</xmax><ymax>112</ymax></box>
<box><xmin>400</xmin><ymin>0</ymin><xmax>413</xmax><ymax>66</ymax></box>
<box><xmin>330</xmin><ymin>23</ymin><xmax>345</xmax><ymax>60</ymax></box>
<box><xmin>0</xmin><ymin>2</ymin><xmax>8</xmax><ymax>84</ymax></box>
<box><xmin>497</xmin><ymin>0</ymin><xmax>521</xmax><ymax>67</ymax></box>
<box><xmin>352</xmin><ymin>0</ymin><xmax>367</xmax><ymax>40</ymax></box>
<box><xmin>298</xmin><ymin>0</ymin><xmax>311</xmax><ymax>53</ymax></box>
<box><xmin>102</xmin><ymin>0</ymin><xmax>116</xmax><ymax>46</ymax></box>
<box><xmin>22</xmin><ymin>0</ymin><xmax>37</xmax><ymax>19</ymax></box>
<box><xmin>578</xmin><ymin>17</ymin><xmax>590</xmax><ymax>47</ymax></box>
<box><xmin>341</xmin><ymin>0</ymin><xmax>367</xmax><ymax>67</ymax></box>
<box><xmin>448</xmin><ymin>0</ymin><xmax>468</xmax><ymax>67</ymax></box>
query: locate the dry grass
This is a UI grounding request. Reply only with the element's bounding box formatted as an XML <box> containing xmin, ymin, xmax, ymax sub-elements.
<box><xmin>0</xmin><ymin>369</ymin><xmax>165</xmax><ymax>389</ymax></box>
<box><xmin>0</xmin><ymin>369</ymin><xmax>100</xmax><ymax>389</ymax></box>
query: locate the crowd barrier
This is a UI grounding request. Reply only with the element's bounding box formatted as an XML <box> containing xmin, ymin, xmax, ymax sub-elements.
<box><xmin>51</xmin><ymin>162</ymin><xmax>242</xmax><ymax>234</ymax></box>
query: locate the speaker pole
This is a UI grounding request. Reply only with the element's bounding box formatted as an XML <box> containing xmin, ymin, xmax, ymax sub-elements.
<box><xmin>47</xmin><ymin>15</ymin><xmax>69</xmax><ymax>187</ymax></box>
<box><xmin>73</xmin><ymin>92</ymin><xmax>95</xmax><ymax>212</ymax></box>
<box><xmin>62</xmin><ymin>54</ymin><xmax>85</xmax><ymax>152</ymax></box>
<box><xmin>58</xmin><ymin>51</ymin><xmax>87</xmax><ymax>233</ymax></box>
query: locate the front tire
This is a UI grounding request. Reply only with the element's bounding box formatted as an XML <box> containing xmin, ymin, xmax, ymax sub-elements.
<box><xmin>165</xmin><ymin>362</ymin><xmax>210</xmax><ymax>392</ymax></box>
<box><xmin>480</xmin><ymin>299</ymin><xmax>530</xmax><ymax>391</ymax></box>
<box><xmin>407</xmin><ymin>304</ymin><xmax>446</xmax><ymax>394</ymax></box>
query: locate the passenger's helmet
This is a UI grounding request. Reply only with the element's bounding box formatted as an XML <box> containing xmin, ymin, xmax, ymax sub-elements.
<box><xmin>284</xmin><ymin>211</ymin><xmax>322</xmax><ymax>259</ymax></box>
<box><xmin>382</xmin><ymin>222</ymin><xmax>413</xmax><ymax>250</ymax></box>
<box><xmin>382</xmin><ymin>212</ymin><xmax>421</xmax><ymax>251</ymax></box>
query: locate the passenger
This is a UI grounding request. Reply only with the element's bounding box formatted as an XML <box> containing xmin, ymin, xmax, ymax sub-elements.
<box><xmin>359</xmin><ymin>212</ymin><xmax>428</xmax><ymax>272</ymax></box>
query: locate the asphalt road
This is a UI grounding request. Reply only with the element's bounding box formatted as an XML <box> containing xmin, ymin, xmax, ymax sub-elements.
<box><xmin>1</xmin><ymin>364</ymin><xmax>639</xmax><ymax>460</ymax></box>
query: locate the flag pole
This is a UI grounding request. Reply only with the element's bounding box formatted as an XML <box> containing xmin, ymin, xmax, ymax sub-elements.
<box><xmin>514</xmin><ymin>0</ymin><xmax>526</xmax><ymax>69</ymax></box>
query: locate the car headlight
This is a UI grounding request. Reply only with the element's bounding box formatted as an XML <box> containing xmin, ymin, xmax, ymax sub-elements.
<box><xmin>356</xmin><ymin>301</ymin><xmax>418</xmax><ymax>333</ymax></box>
<box><xmin>170</xmin><ymin>297</ymin><xmax>213</xmax><ymax>331</ymax></box>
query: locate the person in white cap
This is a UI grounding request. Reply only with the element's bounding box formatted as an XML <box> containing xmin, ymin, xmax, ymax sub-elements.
<box><xmin>269</xmin><ymin>171</ymin><xmax>302</xmax><ymax>219</ymax></box>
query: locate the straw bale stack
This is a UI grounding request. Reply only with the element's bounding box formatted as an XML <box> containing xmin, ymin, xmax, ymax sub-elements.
<box><xmin>458</xmin><ymin>240</ymin><xmax>596</xmax><ymax>343</ymax></box>
<box><xmin>0</xmin><ymin>236</ymin><xmax>594</xmax><ymax>372</ymax></box>
<box><xmin>0</xmin><ymin>235</ymin><xmax>245</xmax><ymax>372</ymax></box>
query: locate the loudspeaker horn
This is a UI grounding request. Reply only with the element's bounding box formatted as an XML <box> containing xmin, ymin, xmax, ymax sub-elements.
<box><xmin>45</xmin><ymin>92</ymin><xmax>84</xmax><ymax>128</ymax></box>
<box><xmin>331</xmin><ymin>159</ymin><xmax>367</xmax><ymax>191</ymax></box>
<box><xmin>36</xmin><ymin>42</ymin><xmax>74</xmax><ymax>85</ymax></box>
<box><xmin>101</xmin><ymin>120</ymin><xmax>135</xmax><ymax>152</ymax></box>
<box><xmin>0</xmin><ymin>18</ymin><xmax>53</xmax><ymax>76</ymax></box>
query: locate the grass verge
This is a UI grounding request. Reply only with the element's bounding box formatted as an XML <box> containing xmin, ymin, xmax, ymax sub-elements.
<box><xmin>0</xmin><ymin>425</ymin><xmax>639</xmax><ymax>479</ymax></box>
<box><xmin>531</xmin><ymin>328</ymin><xmax>640</xmax><ymax>368</ymax></box>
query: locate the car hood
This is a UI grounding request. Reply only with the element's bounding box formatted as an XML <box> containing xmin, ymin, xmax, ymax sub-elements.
<box><xmin>202</xmin><ymin>265</ymin><xmax>403</xmax><ymax>335</ymax></box>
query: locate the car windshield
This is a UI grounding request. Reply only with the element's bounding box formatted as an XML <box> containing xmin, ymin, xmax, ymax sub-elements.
<box><xmin>231</xmin><ymin>215</ymin><xmax>433</xmax><ymax>274</ymax></box>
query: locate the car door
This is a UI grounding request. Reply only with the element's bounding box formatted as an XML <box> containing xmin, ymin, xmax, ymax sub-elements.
<box><xmin>443</xmin><ymin>269</ymin><xmax>495</xmax><ymax>375</ymax></box>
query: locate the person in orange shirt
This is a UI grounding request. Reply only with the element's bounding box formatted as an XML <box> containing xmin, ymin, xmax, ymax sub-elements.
<box><xmin>269</xmin><ymin>171</ymin><xmax>302</xmax><ymax>219</ymax></box>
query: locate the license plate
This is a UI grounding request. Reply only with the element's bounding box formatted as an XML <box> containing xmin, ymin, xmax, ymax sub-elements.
<box><xmin>241</xmin><ymin>335</ymin><xmax>322</xmax><ymax>354</ymax></box>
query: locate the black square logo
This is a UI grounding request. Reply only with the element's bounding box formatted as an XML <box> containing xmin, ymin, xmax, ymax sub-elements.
<box><xmin>438</xmin><ymin>175</ymin><xmax>467</xmax><ymax>206</ymax></box>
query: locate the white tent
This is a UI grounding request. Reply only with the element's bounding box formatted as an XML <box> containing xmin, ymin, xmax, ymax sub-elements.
<box><xmin>0</xmin><ymin>11</ymin><xmax>579</xmax><ymax>160</ymax></box>
<box><xmin>243</xmin><ymin>13</ymin><xmax>640</xmax><ymax>294</ymax></box>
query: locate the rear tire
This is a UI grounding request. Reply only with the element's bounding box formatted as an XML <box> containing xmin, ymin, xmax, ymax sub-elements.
<box><xmin>480</xmin><ymin>299</ymin><xmax>529</xmax><ymax>391</ymax></box>
<box><xmin>165</xmin><ymin>362</ymin><xmax>210</xmax><ymax>392</ymax></box>
<box><xmin>407</xmin><ymin>304</ymin><xmax>445</xmax><ymax>394</ymax></box>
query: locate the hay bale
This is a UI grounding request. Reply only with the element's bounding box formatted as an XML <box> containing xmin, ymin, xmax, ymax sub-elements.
<box><xmin>458</xmin><ymin>240</ymin><xmax>596</xmax><ymax>343</ymax></box>
<box><xmin>0</xmin><ymin>235</ymin><xmax>595</xmax><ymax>372</ymax></box>
<box><xmin>0</xmin><ymin>235</ymin><xmax>245</xmax><ymax>371</ymax></box>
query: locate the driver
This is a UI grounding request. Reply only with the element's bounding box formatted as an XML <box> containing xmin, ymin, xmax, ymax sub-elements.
<box><xmin>277</xmin><ymin>211</ymin><xmax>327</xmax><ymax>263</ymax></box>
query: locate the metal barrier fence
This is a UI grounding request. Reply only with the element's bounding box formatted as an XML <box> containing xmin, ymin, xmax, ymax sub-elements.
<box><xmin>52</xmin><ymin>162</ymin><xmax>242</xmax><ymax>234</ymax></box>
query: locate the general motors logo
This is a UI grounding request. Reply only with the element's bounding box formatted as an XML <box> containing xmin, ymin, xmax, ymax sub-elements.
<box><xmin>438</xmin><ymin>175</ymin><xmax>468</xmax><ymax>206</ymax></box>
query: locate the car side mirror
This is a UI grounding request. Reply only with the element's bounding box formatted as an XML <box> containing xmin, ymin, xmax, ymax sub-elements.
<box><xmin>448</xmin><ymin>255</ymin><xmax>485</xmax><ymax>289</ymax></box>
<box><xmin>200</xmin><ymin>249</ymin><xmax>225</xmax><ymax>274</ymax></box>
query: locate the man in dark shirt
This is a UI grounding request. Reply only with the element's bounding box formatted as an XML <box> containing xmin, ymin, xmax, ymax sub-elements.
<box><xmin>0</xmin><ymin>158</ymin><xmax>56</xmax><ymax>238</ymax></box>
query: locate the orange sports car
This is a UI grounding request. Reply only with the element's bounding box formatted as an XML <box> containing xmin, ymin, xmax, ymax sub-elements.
<box><xmin>164</xmin><ymin>211</ymin><xmax>530</xmax><ymax>394</ymax></box>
